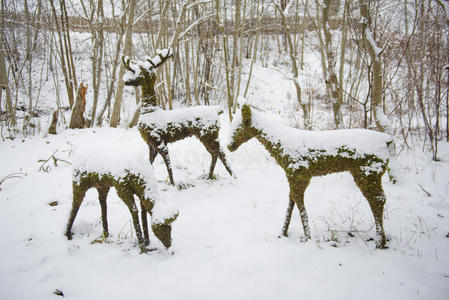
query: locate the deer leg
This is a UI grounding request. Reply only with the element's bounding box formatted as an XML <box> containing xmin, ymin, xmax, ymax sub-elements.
<box><xmin>159</xmin><ymin>146</ymin><xmax>175</xmax><ymax>185</ymax></box>
<box><xmin>200</xmin><ymin>135</ymin><xmax>234</xmax><ymax>178</ymax></box>
<box><xmin>289</xmin><ymin>179</ymin><xmax>311</xmax><ymax>241</ymax></box>
<box><xmin>351</xmin><ymin>171</ymin><xmax>387</xmax><ymax>248</ymax></box>
<box><xmin>367</xmin><ymin>193</ymin><xmax>387</xmax><ymax>249</ymax></box>
<box><xmin>208</xmin><ymin>153</ymin><xmax>218</xmax><ymax>179</ymax></box>
<box><xmin>149</xmin><ymin>145</ymin><xmax>158</xmax><ymax>164</ymax></box>
<box><xmin>218</xmin><ymin>151</ymin><xmax>234</xmax><ymax>177</ymax></box>
<box><xmin>66</xmin><ymin>181</ymin><xmax>90</xmax><ymax>239</ymax></box>
<box><xmin>140</xmin><ymin>198</ymin><xmax>149</xmax><ymax>246</ymax></box>
<box><xmin>294</xmin><ymin>197</ymin><xmax>311</xmax><ymax>241</ymax></box>
<box><xmin>281</xmin><ymin>197</ymin><xmax>295</xmax><ymax>237</ymax></box>
<box><xmin>97</xmin><ymin>184</ymin><xmax>110</xmax><ymax>238</ymax></box>
<box><xmin>116</xmin><ymin>189</ymin><xmax>146</xmax><ymax>252</ymax></box>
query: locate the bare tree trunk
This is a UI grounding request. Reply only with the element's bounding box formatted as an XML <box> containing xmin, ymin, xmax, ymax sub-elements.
<box><xmin>32</xmin><ymin>0</ymin><xmax>42</xmax><ymax>52</ymax></box>
<box><xmin>110</xmin><ymin>0</ymin><xmax>137</xmax><ymax>127</ymax></box>
<box><xmin>300</xmin><ymin>0</ymin><xmax>308</xmax><ymax>70</ymax></box>
<box><xmin>359</xmin><ymin>0</ymin><xmax>388</xmax><ymax>134</ymax></box>
<box><xmin>87</xmin><ymin>0</ymin><xmax>105</xmax><ymax>127</ymax></box>
<box><xmin>0</xmin><ymin>42</ymin><xmax>15</xmax><ymax>126</ymax></box>
<box><xmin>215</xmin><ymin>0</ymin><xmax>234</xmax><ymax>121</ymax></box>
<box><xmin>24</xmin><ymin>0</ymin><xmax>34</xmax><ymax>130</ymax></box>
<box><xmin>194</xmin><ymin>2</ymin><xmax>213</xmax><ymax>106</ymax></box>
<box><xmin>272</xmin><ymin>0</ymin><xmax>310</xmax><ymax>129</ymax></box>
<box><xmin>70</xmin><ymin>83</ymin><xmax>88</xmax><ymax>129</ymax></box>
<box><xmin>48</xmin><ymin>108</ymin><xmax>59</xmax><ymax>134</ymax></box>
<box><xmin>233</xmin><ymin>0</ymin><xmax>247</xmax><ymax>112</ymax></box>
<box><xmin>230</xmin><ymin>0</ymin><xmax>241</xmax><ymax>108</ymax></box>
<box><xmin>244</xmin><ymin>0</ymin><xmax>261</xmax><ymax>98</ymax></box>
<box><xmin>49</xmin><ymin>0</ymin><xmax>75</xmax><ymax>108</ymax></box>
<box><xmin>96</xmin><ymin>1</ymin><xmax>126</xmax><ymax>126</ymax></box>
<box><xmin>61</xmin><ymin>0</ymin><xmax>77</xmax><ymax>103</ymax></box>
<box><xmin>322</xmin><ymin>0</ymin><xmax>343</xmax><ymax>128</ymax></box>
<box><xmin>338</xmin><ymin>0</ymin><xmax>349</xmax><ymax>111</ymax></box>
<box><xmin>183</xmin><ymin>10</ymin><xmax>192</xmax><ymax>105</ymax></box>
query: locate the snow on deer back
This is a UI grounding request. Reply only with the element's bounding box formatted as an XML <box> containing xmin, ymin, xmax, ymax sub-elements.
<box><xmin>71</xmin><ymin>128</ymin><xmax>178</xmax><ymax>224</ymax></box>
<box><xmin>229</xmin><ymin>105</ymin><xmax>392</xmax><ymax>174</ymax></box>
<box><xmin>137</xmin><ymin>105</ymin><xmax>234</xmax><ymax>185</ymax></box>
<box><xmin>138</xmin><ymin>105</ymin><xmax>223</xmax><ymax>138</ymax></box>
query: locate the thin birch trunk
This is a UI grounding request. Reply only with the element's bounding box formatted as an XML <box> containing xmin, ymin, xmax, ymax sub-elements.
<box><xmin>110</xmin><ymin>0</ymin><xmax>136</xmax><ymax>127</ymax></box>
<box><xmin>322</xmin><ymin>0</ymin><xmax>343</xmax><ymax>128</ymax></box>
<box><xmin>96</xmin><ymin>1</ymin><xmax>125</xmax><ymax>125</ymax></box>
<box><xmin>49</xmin><ymin>0</ymin><xmax>74</xmax><ymax>108</ymax></box>
<box><xmin>272</xmin><ymin>0</ymin><xmax>310</xmax><ymax>129</ymax></box>
<box><xmin>90</xmin><ymin>0</ymin><xmax>104</xmax><ymax>127</ymax></box>
<box><xmin>0</xmin><ymin>42</ymin><xmax>15</xmax><ymax>126</ymax></box>
<box><xmin>359</xmin><ymin>0</ymin><xmax>388</xmax><ymax>133</ymax></box>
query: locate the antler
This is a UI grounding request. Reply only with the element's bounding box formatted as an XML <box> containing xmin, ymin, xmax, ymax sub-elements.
<box><xmin>146</xmin><ymin>48</ymin><xmax>174</xmax><ymax>70</ymax></box>
<box><xmin>122</xmin><ymin>55</ymin><xmax>135</xmax><ymax>73</ymax></box>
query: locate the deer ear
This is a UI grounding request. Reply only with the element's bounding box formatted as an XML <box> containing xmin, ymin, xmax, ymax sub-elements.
<box><xmin>241</xmin><ymin>104</ymin><xmax>251</xmax><ymax>123</ymax></box>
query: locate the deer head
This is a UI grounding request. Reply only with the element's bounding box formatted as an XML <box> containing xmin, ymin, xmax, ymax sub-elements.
<box><xmin>228</xmin><ymin>104</ymin><xmax>259</xmax><ymax>152</ymax></box>
<box><xmin>122</xmin><ymin>48</ymin><xmax>173</xmax><ymax>108</ymax></box>
<box><xmin>151</xmin><ymin>209</ymin><xmax>178</xmax><ymax>249</ymax></box>
<box><xmin>122</xmin><ymin>48</ymin><xmax>173</xmax><ymax>87</ymax></box>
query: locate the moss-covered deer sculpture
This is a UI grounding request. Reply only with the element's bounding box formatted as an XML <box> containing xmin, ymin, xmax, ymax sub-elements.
<box><xmin>65</xmin><ymin>129</ymin><xmax>178</xmax><ymax>252</ymax></box>
<box><xmin>123</xmin><ymin>49</ymin><xmax>233</xmax><ymax>185</ymax></box>
<box><xmin>228</xmin><ymin>105</ymin><xmax>393</xmax><ymax>248</ymax></box>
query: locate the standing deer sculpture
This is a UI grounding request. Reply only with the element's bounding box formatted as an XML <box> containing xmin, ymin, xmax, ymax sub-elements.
<box><xmin>228</xmin><ymin>104</ymin><xmax>393</xmax><ymax>248</ymax></box>
<box><xmin>122</xmin><ymin>49</ymin><xmax>233</xmax><ymax>185</ymax></box>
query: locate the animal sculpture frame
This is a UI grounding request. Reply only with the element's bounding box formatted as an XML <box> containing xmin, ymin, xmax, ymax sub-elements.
<box><xmin>227</xmin><ymin>104</ymin><xmax>392</xmax><ymax>248</ymax></box>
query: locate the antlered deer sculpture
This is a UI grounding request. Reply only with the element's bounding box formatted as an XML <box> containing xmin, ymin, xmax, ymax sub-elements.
<box><xmin>122</xmin><ymin>49</ymin><xmax>233</xmax><ymax>185</ymax></box>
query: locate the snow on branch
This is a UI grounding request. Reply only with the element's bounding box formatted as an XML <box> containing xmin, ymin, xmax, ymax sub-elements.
<box><xmin>168</xmin><ymin>0</ymin><xmax>213</xmax><ymax>49</ymax></box>
<box><xmin>364</xmin><ymin>27</ymin><xmax>382</xmax><ymax>57</ymax></box>
<box><xmin>435</xmin><ymin>0</ymin><xmax>449</xmax><ymax>24</ymax></box>
<box><xmin>133</xmin><ymin>8</ymin><xmax>152</xmax><ymax>27</ymax></box>
<box><xmin>177</xmin><ymin>13</ymin><xmax>216</xmax><ymax>44</ymax></box>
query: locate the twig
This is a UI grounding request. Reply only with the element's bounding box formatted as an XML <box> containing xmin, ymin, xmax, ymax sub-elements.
<box><xmin>38</xmin><ymin>150</ymin><xmax>71</xmax><ymax>172</ymax></box>
<box><xmin>0</xmin><ymin>172</ymin><xmax>25</xmax><ymax>190</ymax></box>
<box><xmin>417</xmin><ymin>183</ymin><xmax>432</xmax><ymax>197</ymax></box>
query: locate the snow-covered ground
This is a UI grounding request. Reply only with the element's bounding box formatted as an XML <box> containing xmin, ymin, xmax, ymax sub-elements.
<box><xmin>1</xmin><ymin>30</ymin><xmax>449</xmax><ymax>300</ymax></box>
<box><xmin>1</xmin><ymin>116</ymin><xmax>449</xmax><ymax>299</ymax></box>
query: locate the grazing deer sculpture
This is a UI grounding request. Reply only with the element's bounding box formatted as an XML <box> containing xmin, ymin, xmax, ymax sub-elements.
<box><xmin>122</xmin><ymin>49</ymin><xmax>234</xmax><ymax>185</ymax></box>
<box><xmin>228</xmin><ymin>104</ymin><xmax>393</xmax><ymax>248</ymax></box>
<box><xmin>65</xmin><ymin>129</ymin><xmax>178</xmax><ymax>252</ymax></box>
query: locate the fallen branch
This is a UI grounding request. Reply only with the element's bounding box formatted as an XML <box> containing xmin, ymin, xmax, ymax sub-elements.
<box><xmin>38</xmin><ymin>150</ymin><xmax>71</xmax><ymax>172</ymax></box>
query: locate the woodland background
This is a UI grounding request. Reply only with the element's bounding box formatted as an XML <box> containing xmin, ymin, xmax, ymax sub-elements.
<box><xmin>1</xmin><ymin>0</ymin><xmax>448</xmax><ymax>161</ymax></box>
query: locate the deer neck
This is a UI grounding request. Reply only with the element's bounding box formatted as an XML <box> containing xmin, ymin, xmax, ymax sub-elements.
<box><xmin>140</xmin><ymin>81</ymin><xmax>158</xmax><ymax>114</ymax></box>
<box><xmin>253</xmin><ymin>125</ymin><xmax>290</xmax><ymax>170</ymax></box>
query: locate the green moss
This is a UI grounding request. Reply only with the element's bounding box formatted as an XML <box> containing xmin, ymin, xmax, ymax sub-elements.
<box><xmin>66</xmin><ymin>170</ymin><xmax>177</xmax><ymax>252</ymax></box>
<box><xmin>123</xmin><ymin>64</ymin><xmax>158</xmax><ymax>110</ymax></box>
<box><xmin>229</xmin><ymin>104</ymin><xmax>388</xmax><ymax>248</ymax></box>
<box><xmin>151</xmin><ymin>224</ymin><xmax>172</xmax><ymax>249</ymax></box>
<box><xmin>242</xmin><ymin>104</ymin><xmax>252</xmax><ymax>125</ymax></box>
<box><xmin>138</xmin><ymin>116</ymin><xmax>234</xmax><ymax>186</ymax></box>
<box><xmin>123</xmin><ymin>54</ymin><xmax>233</xmax><ymax>186</ymax></box>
